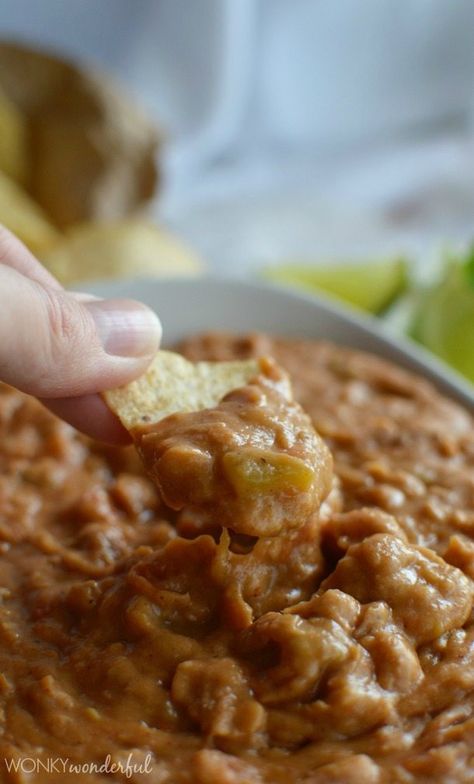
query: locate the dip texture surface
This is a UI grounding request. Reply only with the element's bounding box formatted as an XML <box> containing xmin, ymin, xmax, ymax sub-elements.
<box><xmin>0</xmin><ymin>333</ymin><xmax>473</xmax><ymax>783</ymax></box>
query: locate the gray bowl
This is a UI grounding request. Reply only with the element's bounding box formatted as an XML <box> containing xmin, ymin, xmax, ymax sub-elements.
<box><xmin>83</xmin><ymin>276</ymin><xmax>474</xmax><ymax>414</ymax></box>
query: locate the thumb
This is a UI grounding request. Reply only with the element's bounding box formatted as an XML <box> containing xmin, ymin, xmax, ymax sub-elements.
<box><xmin>0</xmin><ymin>265</ymin><xmax>162</xmax><ymax>398</ymax></box>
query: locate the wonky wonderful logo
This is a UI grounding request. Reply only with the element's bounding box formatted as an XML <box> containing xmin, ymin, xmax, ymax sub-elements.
<box><xmin>4</xmin><ymin>752</ymin><xmax>153</xmax><ymax>778</ymax></box>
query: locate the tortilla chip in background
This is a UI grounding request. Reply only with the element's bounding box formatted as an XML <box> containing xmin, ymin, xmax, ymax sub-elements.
<box><xmin>0</xmin><ymin>169</ymin><xmax>61</xmax><ymax>255</ymax></box>
<box><xmin>29</xmin><ymin>71</ymin><xmax>158</xmax><ymax>228</ymax></box>
<box><xmin>0</xmin><ymin>41</ymin><xmax>72</xmax><ymax>114</ymax></box>
<box><xmin>0</xmin><ymin>86</ymin><xmax>29</xmax><ymax>183</ymax></box>
<box><xmin>104</xmin><ymin>351</ymin><xmax>262</xmax><ymax>431</ymax></box>
<box><xmin>0</xmin><ymin>40</ymin><xmax>160</xmax><ymax>228</ymax></box>
<box><xmin>41</xmin><ymin>220</ymin><xmax>203</xmax><ymax>285</ymax></box>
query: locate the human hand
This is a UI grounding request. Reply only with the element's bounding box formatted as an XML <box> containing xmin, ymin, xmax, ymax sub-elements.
<box><xmin>0</xmin><ymin>227</ymin><xmax>162</xmax><ymax>444</ymax></box>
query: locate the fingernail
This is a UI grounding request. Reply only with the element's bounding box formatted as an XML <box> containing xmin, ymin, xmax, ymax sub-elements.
<box><xmin>86</xmin><ymin>299</ymin><xmax>162</xmax><ymax>357</ymax></box>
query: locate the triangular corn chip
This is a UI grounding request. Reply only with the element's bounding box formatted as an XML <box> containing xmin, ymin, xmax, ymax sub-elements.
<box><xmin>104</xmin><ymin>350</ymin><xmax>263</xmax><ymax>430</ymax></box>
<box><xmin>0</xmin><ymin>170</ymin><xmax>60</xmax><ymax>255</ymax></box>
<box><xmin>41</xmin><ymin>221</ymin><xmax>202</xmax><ymax>286</ymax></box>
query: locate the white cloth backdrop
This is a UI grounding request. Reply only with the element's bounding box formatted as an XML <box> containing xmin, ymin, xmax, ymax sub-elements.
<box><xmin>2</xmin><ymin>0</ymin><xmax>474</xmax><ymax>270</ymax></box>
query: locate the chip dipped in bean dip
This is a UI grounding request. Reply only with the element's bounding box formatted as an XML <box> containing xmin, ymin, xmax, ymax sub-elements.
<box><xmin>0</xmin><ymin>332</ymin><xmax>473</xmax><ymax>784</ymax></box>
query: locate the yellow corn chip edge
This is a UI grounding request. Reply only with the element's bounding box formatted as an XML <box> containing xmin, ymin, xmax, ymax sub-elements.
<box><xmin>103</xmin><ymin>350</ymin><xmax>261</xmax><ymax>430</ymax></box>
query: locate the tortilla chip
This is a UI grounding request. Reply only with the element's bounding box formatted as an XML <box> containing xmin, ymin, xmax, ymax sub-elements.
<box><xmin>41</xmin><ymin>220</ymin><xmax>203</xmax><ymax>285</ymax></box>
<box><xmin>104</xmin><ymin>351</ymin><xmax>262</xmax><ymax>430</ymax></box>
<box><xmin>0</xmin><ymin>169</ymin><xmax>60</xmax><ymax>255</ymax></box>
<box><xmin>0</xmin><ymin>86</ymin><xmax>28</xmax><ymax>183</ymax></box>
<box><xmin>0</xmin><ymin>41</ymin><xmax>159</xmax><ymax>228</ymax></box>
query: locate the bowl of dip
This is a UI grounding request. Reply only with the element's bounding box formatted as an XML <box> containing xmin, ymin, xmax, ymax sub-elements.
<box><xmin>0</xmin><ymin>276</ymin><xmax>473</xmax><ymax>784</ymax></box>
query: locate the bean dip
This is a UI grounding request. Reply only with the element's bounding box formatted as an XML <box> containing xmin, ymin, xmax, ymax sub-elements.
<box><xmin>133</xmin><ymin>356</ymin><xmax>333</xmax><ymax>538</ymax></box>
<box><xmin>0</xmin><ymin>332</ymin><xmax>473</xmax><ymax>784</ymax></box>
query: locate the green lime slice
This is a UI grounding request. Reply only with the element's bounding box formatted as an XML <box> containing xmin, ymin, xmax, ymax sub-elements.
<box><xmin>411</xmin><ymin>262</ymin><xmax>474</xmax><ymax>382</ymax></box>
<box><xmin>262</xmin><ymin>258</ymin><xmax>409</xmax><ymax>314</ymax></box>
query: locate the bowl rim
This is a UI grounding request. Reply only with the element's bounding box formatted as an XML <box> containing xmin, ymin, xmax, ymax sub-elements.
<box><xmin>82</xmin><ymin>275</ymin><xmax>474</xmax><ymax>414</ymax></box>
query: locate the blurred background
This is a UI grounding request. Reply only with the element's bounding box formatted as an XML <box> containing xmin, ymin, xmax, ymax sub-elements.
<box><xmin>1</xmin><ymin>0</ymin><xmax>474</xmax><ymax>378</ymax></box>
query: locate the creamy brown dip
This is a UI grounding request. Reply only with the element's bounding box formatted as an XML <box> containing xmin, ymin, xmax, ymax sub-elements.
<box><xmin>0</xmin><ymin>332</ymin><xmax>473</xmax><ymax>783</ymax></box>
<box><xmin>133</xmin><ymin>356</ymin><xmax>333</xmax><ymax>538</ymax></box>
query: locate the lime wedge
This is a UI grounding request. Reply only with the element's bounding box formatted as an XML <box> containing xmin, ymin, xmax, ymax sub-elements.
<box><xmin>411</xmin><ymin>261</ymin><xmax>474</xmax><ymax>382</ymax></box>
<box><xmin>262</xmin><ymin>258</ymin><xmax>409</xmax><ymax>314</ymax></box>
